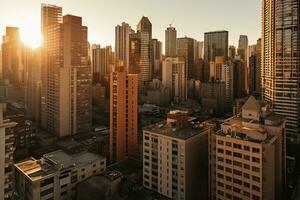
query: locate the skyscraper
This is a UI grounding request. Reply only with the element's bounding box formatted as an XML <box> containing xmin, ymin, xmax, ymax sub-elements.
<box><xmin>165</xmin><ymin>25</ymin><xmax>177</xmax><ymax>57</ymax></box>
<box><xmin>204</xmin><ymin>31</ymin><xmax>228</xmax><ymax>63</ymax></box>
<box><xmin>162</xmin><ymin>57</ymin><xmax>187</xmax><ymax>102</ymax></box>
<box><xmin>110</xmin><ymin>64</ymin><xmax>138</xmax><ymax>163</ymax></box>
<box><xmin>228</xmin><ymin>45</ymin><xmax>236</xmax><ymax>60</ymax></box>
<box><xmin>194</xmin><ymin>41</ymin><xmax>204</xmax><ymax>60</ymax></box>
<box><xmin>41</xmin><ymin>4</ymin><xmax>92</xmax><ymax>137</ymax></box>
<box><xmin>115</xmin><ymin>22</ymin><xmax>133</xmax><ymax>71</ymax></box>
<box><xmin>137</xmin><ymin>16</ymin><xmax>152</xmax><ymax>40</ymax></box>
<box><xmin>177</xmin><ymin>37</ymin><xmax>195</xmax><ymax>79</ymax></box>
<box><xmin>249</xmin><ymin>38</ymin><xmax>261</xmax><ymax>97</ymax></box>
<box><xmin>91</xmin><ymin>44</ymin><xmax>114</xmax><ymax>84</ymax></box>
<box><xmin>262</xmin><ymin>0</ymin><xmax>300</xmax><ymax>141</ymax></box>
<box><xmin>152</xmin><ymin>38</ymin><xmax>162</xmax><ymax>78</ymax></box>
<box><xmin>1</xmin><ymin>27</ymin><xmax>23</xmax><ymax>86</ymax></box>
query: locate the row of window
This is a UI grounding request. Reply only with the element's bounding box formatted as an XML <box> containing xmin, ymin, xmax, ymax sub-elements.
<box><xmin>217</xmin><ymin>140</ymin><xmax>261</xmax><ymax>153</ymax></box>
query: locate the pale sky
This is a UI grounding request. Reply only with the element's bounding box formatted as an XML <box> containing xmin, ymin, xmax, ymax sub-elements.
<box><xmin>0</xmin><ymin>0</ymin><xmax>261</xmax><ymax>49</ymax></box>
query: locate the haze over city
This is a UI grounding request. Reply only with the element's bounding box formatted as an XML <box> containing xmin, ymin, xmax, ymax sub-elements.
<box><xmin>0</xmin><ymin>0</ymin><xmax>261</xmax><ymax>48</ymax></box>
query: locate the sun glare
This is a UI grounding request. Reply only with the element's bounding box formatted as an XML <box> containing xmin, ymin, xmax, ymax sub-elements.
<box><xmin>20</xmin><ymin>30</ymin><xmax>42</xmax><ymax>49</ymax></box>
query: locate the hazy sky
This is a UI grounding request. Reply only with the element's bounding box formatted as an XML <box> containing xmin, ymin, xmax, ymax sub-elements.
<box><xmin>0</xmin><ymin>0</ymin><xmax>261</xmax><ymax>48</ymax></box>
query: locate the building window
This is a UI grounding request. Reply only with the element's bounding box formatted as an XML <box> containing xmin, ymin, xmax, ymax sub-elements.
<box><xmin>252</xmin><ymin>147</ymin><xmax>260</xmax><ymax>153</ymax></box>
<box><xmin>40</xmin><ymin>188</ymin><xmax>54</xmax><ymax>197</ymax></box>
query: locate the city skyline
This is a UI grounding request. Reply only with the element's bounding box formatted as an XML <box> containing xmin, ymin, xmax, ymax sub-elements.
<box><xmin>0</xmin><ymin>0</ymin><xmax>261</xmax><ymax>48</ymax></box>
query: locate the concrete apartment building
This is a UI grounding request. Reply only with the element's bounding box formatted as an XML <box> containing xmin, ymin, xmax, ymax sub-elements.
<box><xmin>0</xmin><ymin>105</ymin><xmax>17</xmax><ymax>199</ymax></box>
<box><xmin>109</xmin><ymin>65</ymin><xmax>138</xmax><ymax>163</ymax></box>
<box><xmin>143</xmin><ymin>110</ymin><xmax>209</xmax><ymax>200</ymax></box>
<box><xmin>209</xmin><ymin>96</ymin><xmax>286</xmax><ymax>200</ymax></box>
<box><xmin>14</xmin><ymin>150</ymin><xmax>106</xmax><ymax>200</ymax></box>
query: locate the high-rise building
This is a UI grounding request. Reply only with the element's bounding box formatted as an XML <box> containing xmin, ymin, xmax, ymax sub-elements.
<box><xmin>162</xmin><ymin>57</ymin><xmax>187</xmax><ymax>102</ymax></box>
<box><xmin>204</xmin><ymin>31</ymin><xmax>228</xmax><ymax>62</ymax></box>
<box><xmin>23</xmin><ymin>47</ymin><xmax>42</xmax><ymax>122</ymax></box>
<box><xmin>129</xmin><ymin>31</ymin><xmax>152</xmax><ymax>89</ymax></box>
<box><xmin>209</xmin><ymin>96</ymin><xmax>286</xmax><ymax>200</ymax></box>
<box><xmin>137</xmin><ymin>16</ymin><xmax>152</xmax><ymax>40</ymax></box>
<box><xmin>109</xmin><ymin>64</ymin><xmax>138</xmax><ymax>163</ymax></box>
<box><xmin>194</xmin><ymin>41</ymin><xmax>204</xmax><ymax>60</ymax></box>
<box><xmin>91</xmin><ymin>44</ymin><xmax>114</xmax><ymax>84</ymax></box>
<box><xmin>1</xmin><ymin>27</ymin><xmax>23</xmax><ymax>86</ymax></box>
<box><xmin>143</xmin><ymin>110</ymin><xmax>209</xmax><ymax>199</ymax></box>
<box><xmin>262</xmin><ymin>0</ymin><xmax>300</xmax><ymax>141</ymax></box>
<box><xmin>0</xmin><ymin>104</ymin><xmax>17</xmax><ymax>199</ymax></box>
<box><xmin>249</xmin><ymin>38</ymin><xmax>261</xmax><ymax>97</ymax></box>
<box><xmin>165</xmin><ymin>25</ymin><xmax>177</xmax><ymax>57</ymax></box>
<box><xmin>115</xmin><ymin>22</ymin><xmax>133</xmax><ymax>70</ymax></box>
<box><xmin>228</xmin><ymin>45</ymin><xmax>236</xmax><ymax>60</ymax></box>
<box><xmin>233</xmin><ymin>59</ymin><xmax>247</xmax><ymax>99</ymax></box>
<box><xmin>41</xmin><ymin>5</ymin><xmax>92</xmax><ymax>137</ymax></box>
<box><xmin>177</xmin><ymin>37</ymin><xmax>195</xmax><ymax>79</ymax></box>
<box><xmin>152</xmin><ymin>39</ymin><xmax>162</xmax><ymax>78</ymax></box>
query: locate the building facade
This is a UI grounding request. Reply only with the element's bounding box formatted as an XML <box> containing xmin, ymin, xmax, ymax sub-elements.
<box><xmin>143</xmin><ymin>110</ymin><xmax>209</xmax><ymax>200</ymax></box>
<box><xmin>165</xmin><ymin>25</ymin><xmax>177</xmax><ymax>57</ymax></box>
<box><xmin>262</xmin><ymin>0</ymin><xmax>300</xmax><ymax>141</ymax></box>
<box><xmin>209</xmin><ymin>96</ymin><xmax>286</xmax><ymax>200</ymax></box>
<box><xmin>41</xmin><ymin>5</ymin><xmax>92</xmax><ymax>137</ymax></box>
<box><xmin>109</xmin><ymin>65</ymin><xmax>138</xmax><ymax>163</ymax></box>
<box><xmin>204</xmin><ymin>31</ymin><xmax>228</xmax><ymax>63</ymax></box>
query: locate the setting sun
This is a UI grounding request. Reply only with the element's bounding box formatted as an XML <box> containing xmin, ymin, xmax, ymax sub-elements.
<box><xmin>20</xmin><ymin>29</ymin><xmax>42</xmax><ymax>48</ymax></box>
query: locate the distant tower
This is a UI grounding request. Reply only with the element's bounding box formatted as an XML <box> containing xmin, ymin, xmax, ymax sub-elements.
<box><xmin>115</xmin><ymin>22</ymin><xmax>133</xmax><ymax>71</ymax></box>
<box><xmin>165</xmin><ymin>25</ymin><xmax>177</xmax><ymax>57</ymax></box>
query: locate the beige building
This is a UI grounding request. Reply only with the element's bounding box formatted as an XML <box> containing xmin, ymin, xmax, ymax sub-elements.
<box><xmin>165</xmin><ymin>25</ymin><xmax>177</xmax><ymax>57</ymax></box>
<box><xmin>143</xmin><ymin>110</ymin><xmax>209</xmax><ymax>200</ymax></box>
<box><xmin>110</xmin><ymin>65</ymin><xmax>138</xmax><ymax>163</ymax></box>
<box><xmin>41</xmin><ymin>4</ymin><xmax>92</xmax><ymax>137</ymax></box>
<box><xmin>209</xmin><ymin>96</ymin><xmax>286</xmax><ymax>200</ymax></box>
<box><xmin>115</xmin><ymin>22</ymin><xmax>133</xmax><ymax>71</ymax></box>
<box><xmin>0</xmin><ymin>104</ymin><xmax>17</xmax><ymax>199</ymax></box>
<box><xmin>162</xmin><ymin>57</ymin><xmax>187</xmax><ymax>103</ymax></box>
<box><xmin>14</xmin><ymin>150</ymin><xmax>106</xmax><ymax>200</ymax></box>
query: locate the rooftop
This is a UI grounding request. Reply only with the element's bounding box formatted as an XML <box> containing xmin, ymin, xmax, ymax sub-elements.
<box><xmin>44</xmin><ymin>150</ymin><xmax>105</xmax><ymax>169</ymax></box>
<box><xmin>143</xmin><ymin>120</ymin><xmax>206</xmax><ymax>140</ymax></box>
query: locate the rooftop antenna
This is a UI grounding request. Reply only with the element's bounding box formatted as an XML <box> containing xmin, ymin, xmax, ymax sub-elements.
<box><xmin>169</xmin><ymin>19</ymin><xmax>174</xmax><ymax>27</ymax></box>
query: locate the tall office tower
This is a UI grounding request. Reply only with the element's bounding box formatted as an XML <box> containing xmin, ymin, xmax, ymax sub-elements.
<box><xmin>23</xmin><ymin>47</ymin><xmax>42</xmax><ymax>122</ymax></box>
<box><xmin>143</xmin><ymin>110</ymin><xmax>209</xmax><ymax>199</ymax></box>
<box><xmin>0</xmin><ymin>104</ymin><xmax>17</xmax><ymax>199</ymax></box>
<box><xmin>137</xmin><ymin>16</ymin><xmax>152</xmax><ymax>40</ymax></box>
<box><xmin>109</xmin><ymin>64</ymin><xmax>138</xmax><ymax>163</ymax></box>
<box><xmin>129</xmin><ymin>33</ymin><xmax>141</xmax><ymax>74</ymax></box>
<box><xmin>162</xmin><ymin>57</ymin><xmax>187</xmax><ymax>102</ymax></box>
<box><xmin>262</xmin><ymin>0</ymin><xmax>300</xmax><ymax>141</ymax></box>
<box><xmin>208</xmin><ymin>96</ymin><xmax>286</xmax><ymax>200</ymax></box>
<box><xmin>41</xmin><ymin>3</ymin><xmax>62</xmax><ymax>129</ymax></box>
<box><xmin>208</xmin><ymin>56</ymin><xmax>233</xmax><ymax>110</ymax></box>
<box><xmin>228</xmin><ymin>45</ymin><xmax>236</xmax><ymax>60</ymax></box>
<box><xmin>91</xmin><ymin>44</ymin><xmax>114</xmax><ymax>84</ymax></box>
<box><xmin>136</xmin><ymin>17</ymin><xmax>153</xmax><ymax>86</ymax></box>
<box><xmin>204</xmin><ymin>31</ymin><xmax>228</xmax><ymax>63</ymax></box>
<box><xmin>115</xmin><ymin>22</ymin><xmax>133</xmax><ymax>71</ymax></box>
<box><xmin>177</xmin><ymin>37</ymin><xmax>195</xmax><ymax>79</ymax></box>
<box><xmin>129</xmin><ymin>32</ymin><xmax>152</xmax><ymax>89</ymax></box>
<box><xmin>152</xmin><ymin>39</ymin><xmax>162</xmax><ymax>78</ymax></box>
<box><xmin>41</xmin><ymin>5</ymin><xmax>92</xmax><ymax>137</ymax></box>
<box><xmin>194</xmin><ymin>41</ymin><xmax>204</xmax><ymax>60</ymax></box>
<box><xmin>237</xmin><ymin>35</ymin><xmax>248</xmax><ymax>62</ymax></box>
<box><xmin>165</xmin><ymin>25</ymin><xmax>177</xmax><ymax>57</ymax></box>
<box><xmin>249</xmin><ymin>39</ymin><xmax>261</xmax><ymax>97</ymax></box>
<box><xmin>2</xmin><ymin>27</ymin><xmax>23</xmax><ymax>86</ymax></box>
<box><xmin>233</xmin><ymin>59</ymin><xmax>247</xmax><ymax>99</ymax></box>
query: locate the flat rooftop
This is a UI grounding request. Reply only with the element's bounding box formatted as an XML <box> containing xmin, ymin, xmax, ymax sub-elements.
<box><xmin>44</xmin><ymin>150</ymin><xmax>105</xmax><ymax>169</ymax></box>
<box><xmin>14</xmin><ymin>158</ymin><xmax>57</xmax><ymax>182</ymax></box>
<box><xmin>143</xmin><ymin>120</ymin><xmax>206</xmax><ymax>140</ymax></box>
